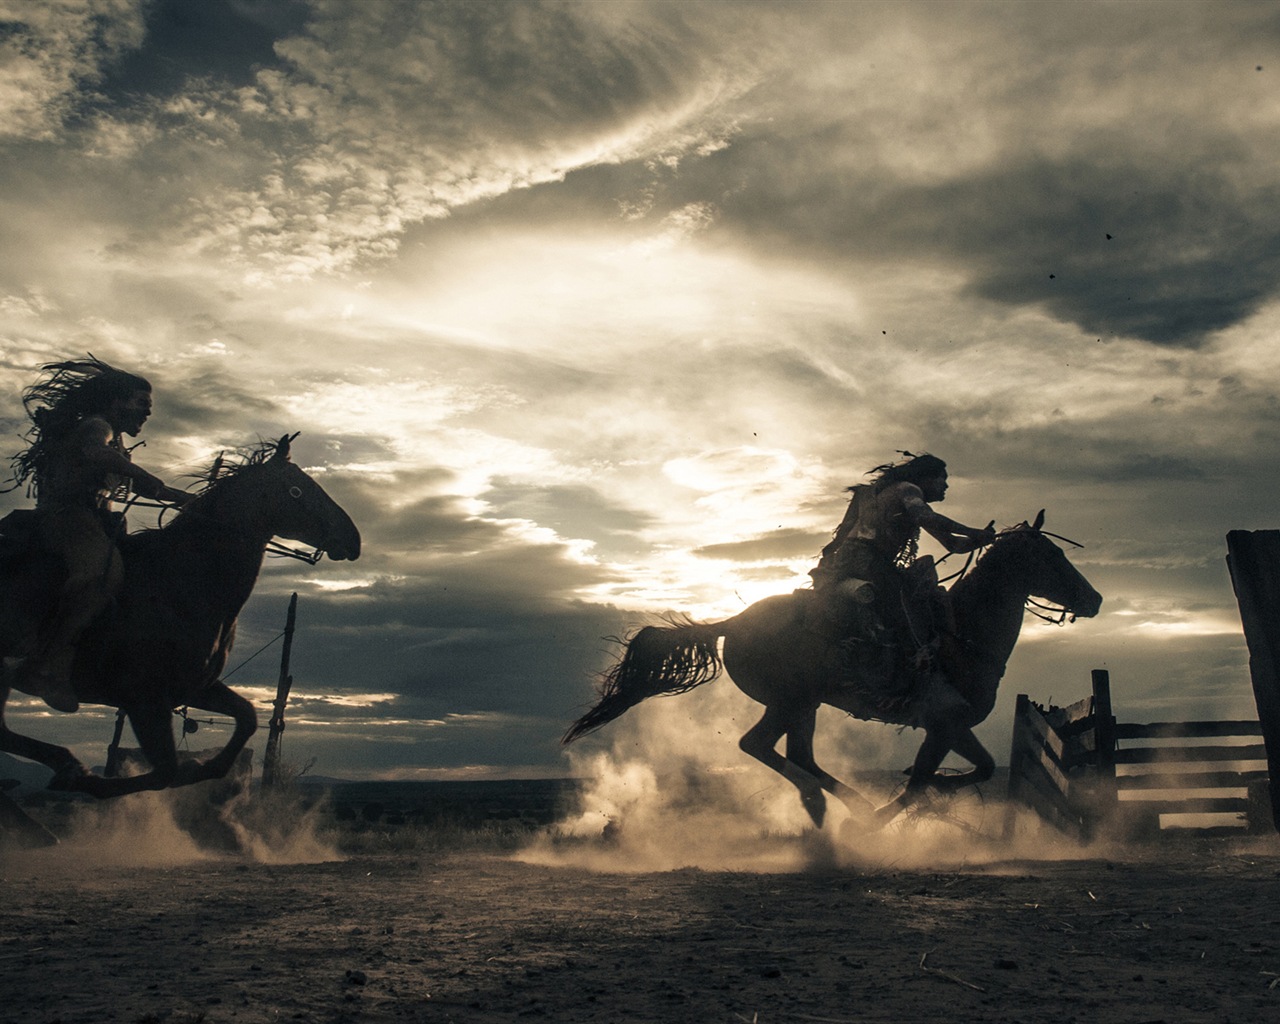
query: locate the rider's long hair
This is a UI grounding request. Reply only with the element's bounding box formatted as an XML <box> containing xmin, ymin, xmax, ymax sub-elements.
<box><xmin>867</xmin><ymin>451</ymin><xmax>947</xmax><ymax>492</ymax></box>
<box><xmin>816</xmin><ymin>453</ymin><xmax>948</xmax><ymax>568</ymax></box>
<box><xmin>4</xmin><ymin>356</ymin><xmax>152</xmax><ymax>495</ymax></box>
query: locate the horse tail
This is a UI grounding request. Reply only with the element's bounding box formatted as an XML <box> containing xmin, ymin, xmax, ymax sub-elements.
<box><xmin>563</xmin><ymin>616</ymin><xmax>726</xmax><ymax>743</ymax></box>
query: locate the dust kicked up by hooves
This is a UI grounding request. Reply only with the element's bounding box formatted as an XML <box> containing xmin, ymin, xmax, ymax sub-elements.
<box><xmin>523</xmin><ymin>688</ymin><xmax>1155</xmax><ymax>874</ymax></box>
<box><xmin>4</xmin><ymin>778</ymin><xmax>344</xmax><ymax>876</ymax></box>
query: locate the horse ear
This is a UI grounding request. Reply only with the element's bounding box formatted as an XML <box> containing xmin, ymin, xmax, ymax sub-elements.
<box><xmin>1032</xmin><ymin>509</ymin><xmax>1046</xmax><ymax>531</ymax></box>
<box><xmin>274</xmin><ymin>432</ymin><xmax>300</xmax><ymax>461</ymax></box>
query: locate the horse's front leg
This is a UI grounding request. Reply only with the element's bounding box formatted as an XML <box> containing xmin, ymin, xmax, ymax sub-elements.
<box><xmin>873</xmin><ymin>676</ymin><xmax>983</xmax><ymax>826</ymax></box>
<box><xmin>45</xmin><ymin>702</ymin><xmax>179</xmax><ymax>798</ymax></box>
<box><xmin>0</xmin><ymin>679</ymin><xmax>91</xmax><ymax>784</ymax></box>
<box><xmin>171</xmin><ymin>682</ymin><xmax>257</xmax><ymax>788</ymax></box>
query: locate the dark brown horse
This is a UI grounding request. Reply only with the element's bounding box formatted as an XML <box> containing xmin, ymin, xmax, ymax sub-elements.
<box><xmin>0</xmin><ymin>434</ymin><xmax>360</xmax><ymax>798</ymax></box>
<box><xmin>565</xmin><ymin>514</ymin><xmax>1101</xmax><ymax>828</ymax></box>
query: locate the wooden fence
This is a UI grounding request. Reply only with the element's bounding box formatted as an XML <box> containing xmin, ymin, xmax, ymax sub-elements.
<box><xmin>1006</xmin><ymin>668</ymin><xmax>1274</xmax><ymax>839</ymax></box>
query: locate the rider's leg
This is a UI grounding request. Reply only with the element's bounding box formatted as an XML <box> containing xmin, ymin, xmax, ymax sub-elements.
<box><xmin>20</xmin><ymin>509</ymin><xmax>123</xmax><ymax>712</ymax></box>
<box><xmin>900</xmin><ymin>556</ymin><xmax>945</xmax><ymax>668</ymax></box>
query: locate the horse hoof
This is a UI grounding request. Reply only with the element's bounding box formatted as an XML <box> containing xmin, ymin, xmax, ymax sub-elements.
<box><xmin>47</xmin><ymin>763</ymin><xmax>92</xmax><ymax>792</ymax></box>
<box><xmin>871</xmin><ymin>800</ymin><xmax>905</xmax><ymax>830</ymax></box>
<box><xmin>800</xmin><ymin>789</ymin><xmax>827</xmax><ymax>828</ymax></box>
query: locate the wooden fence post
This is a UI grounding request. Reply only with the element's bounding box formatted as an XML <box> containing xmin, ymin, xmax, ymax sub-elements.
<box><xmin>1003</xmin><ymin>693</ymin><xmax>1032</xmax><ymax>839</ymax></box>
<box><xmin>1226</xmin><ymin>531</ymin><xmax>1280</xmax><ymax>833</ymax></box>
<box><xmin>1088</xmin><ymin>668</ymin><xmax>1118</xmax><ymax>836</ymax></box>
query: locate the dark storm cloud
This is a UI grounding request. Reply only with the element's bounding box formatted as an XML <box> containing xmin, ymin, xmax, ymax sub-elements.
<box><xmin>693</xmin><ymin>527</ymin><xmax>822</xmax><ymax>562</ymax></box>
<box><xmin>220</xmin><ymin>510</ymin><xmax>630</xmax><ymax>774</ymax></box>
<box><xmin>659</xmin><ymin>133</ymin><xmax>1280</xmax><ymax>349</ymax></box>
<box><xmin>0</xmin><ymin>2</ymin><xmax>145</xmax><ymax>140</ymax></box>
<box><xmin>893</xmin><ymin>161</ymin><xmax>1280</xmax><ymax>348</ymax></box>
<box><xmin>905</xmin><ymin>359</ymin><xmax>1280</xmax><ymax>496</ymax></box>
<box><xmin>97</xmin><ymin>0</ymin><xmax>309</xmax><ymax>101</ymax></box>
<box><xmin>482</xmin><ymin>479</ymin><xmax>654</xmax><ymax>544</ymax></box>
<box><xmin>151</xmin><ymin>364</ymin><xmax>283</xmax><ymax>437</ymax></box>
<box><xmin>253</xmin><ymin>564</ymin><xmax>622</xmax><ymax>718</ymax></box>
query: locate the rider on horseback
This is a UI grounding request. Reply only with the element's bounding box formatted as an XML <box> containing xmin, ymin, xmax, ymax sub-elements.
<box><xmin>810</xmin><ymin>453</ymin><xmax>994</xmax><ymax>681</ymax></box>
<box><xmin>3</xmin><ymin>357</ymin><xmax>190</xmax><ymax>713</ymax></box>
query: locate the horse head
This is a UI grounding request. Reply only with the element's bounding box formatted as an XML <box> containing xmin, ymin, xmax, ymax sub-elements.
<box><xmin>263</xmin><ymin>434</ymin><xmax>361</xmax><ymax>561</ymax></box>
<box><xmin>190</xmin><ymin>435</ymin><xmax>361</xmax><ymax>562</ymax></box>
<box><xmin>990</xmin><ymin>511</ymin><xmax>1101</xmax><ymax>620</ymax></box>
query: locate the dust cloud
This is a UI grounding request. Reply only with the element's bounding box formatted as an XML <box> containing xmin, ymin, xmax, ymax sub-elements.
<box><xmin>4</xmin><ymin>780</ymin><xmax>343</xmax><ymax>876</ymax></box>
<box><xmin>526</xmin><ymin>680</ymin><xmax>1121</xmax><ymax>873</ymax></box>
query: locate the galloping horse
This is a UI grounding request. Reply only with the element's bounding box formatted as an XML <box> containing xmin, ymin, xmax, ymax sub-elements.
<box><xmin>0</xmin><ymin>434</ymin><xmax>360</xmax><ymax>799</ymax></box>
<box><xmin>565</xmin><ymin>514</ymin><xmax>1101</xmax><ymax>828</ymax></box>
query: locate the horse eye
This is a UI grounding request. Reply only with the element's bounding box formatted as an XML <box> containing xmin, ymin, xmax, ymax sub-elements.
<box><xmin>289</xmin><ymin>486</ymin><xmax>303</xmax><ymax>499</ymax></box>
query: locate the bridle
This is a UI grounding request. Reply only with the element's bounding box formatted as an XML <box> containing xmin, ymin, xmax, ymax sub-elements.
<box><xmin>938</xmin><ymin>523</ymin><xmax>1085</xmax><ymax>624</ymax></box>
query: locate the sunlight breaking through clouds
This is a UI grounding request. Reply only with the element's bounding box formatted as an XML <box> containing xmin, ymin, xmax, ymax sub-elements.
<box><xmin>0</xmin><ymin>0</ymin><xmax>1274</xmax><ymax>781</ymax></box>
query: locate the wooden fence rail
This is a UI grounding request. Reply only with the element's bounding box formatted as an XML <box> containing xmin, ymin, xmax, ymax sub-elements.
<box><xmin>1006</xmin><ymin>669</ymin><xmax>1275</xmax><ymax>840</ymax></box>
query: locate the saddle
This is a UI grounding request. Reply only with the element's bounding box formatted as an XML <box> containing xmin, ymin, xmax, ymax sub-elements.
<box><xmin>804</xmin><ymin>559</ymin><xmax>958</xmax><ymax>723</ymax></box>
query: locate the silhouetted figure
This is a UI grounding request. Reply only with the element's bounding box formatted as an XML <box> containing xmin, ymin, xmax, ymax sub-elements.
<box><xmin>0</xmin><ymin>432</ymin><xmax>361</xmax><ymax>797</ymax></box>
<box><xmin>810</xmin><ymin>452</ymin><xmax>994</xmax><ymax>670</ymax></box>
<box><xmin>565</xmin><ymin>512</ymin><xmax>1101</xmax><ymax>828</ymax></box>
<box><xmin>3</xmin><ymin>357</ymin><xmax>189</xmax><ymax>711</ymax></box>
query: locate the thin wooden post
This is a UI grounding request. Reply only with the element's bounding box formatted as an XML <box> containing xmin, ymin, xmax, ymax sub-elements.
<box><xmin>1226</xmin><ymin>531</ymin><xmax>1280</xmax><ymax>833</ymax></box>
<box><xmin>260</xmin><ymin>593</ymin><xmax>298</xmax><ymax>790</ymax></box>
<box><xmin>104</xmin><ymin>708</ymin><xmax>128</xmax><ymax>778</ymax></box>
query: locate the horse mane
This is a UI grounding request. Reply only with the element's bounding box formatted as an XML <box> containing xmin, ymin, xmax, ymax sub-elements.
<box><xmin>176</xmin><ymin>440</ymin><xmax>282</xmax><ymax>512</ymax></box>
<box><xmin>116</xmin><ymin>441</ymin><xmax>284</xmax><ymax>565</ymax></box>
<box><xmin>947</xmin><ymin>525</ymin><xmax>1035</xmax><ymax>600</ymax></box>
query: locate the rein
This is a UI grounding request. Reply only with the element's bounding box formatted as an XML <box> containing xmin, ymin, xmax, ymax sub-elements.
<box><xmin>123</xmin><ymin>496</ymin><xmax>327</xmax><ymax>564</ymax></box>
<box><xmin>267</xmin><ymin>541</ymin><xmax>324</xmax><ymax>564</ymax></box>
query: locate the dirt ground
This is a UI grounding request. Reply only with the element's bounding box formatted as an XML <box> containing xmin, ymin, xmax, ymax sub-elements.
<box><xmin>3</xmin><ymin>809</ymin><xmax>1280</xmax><ymax>1024</ymax></box>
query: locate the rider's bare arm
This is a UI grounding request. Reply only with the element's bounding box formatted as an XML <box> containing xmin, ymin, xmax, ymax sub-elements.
<box><xmin>73</xmin><ymin>416</ymin><xmax>189</xmax><ymax>504</ymax></box>
<box><xmin>900</xmin><ymin>487</ymin><xmax>994</xmax><ymax>553</ymax></box>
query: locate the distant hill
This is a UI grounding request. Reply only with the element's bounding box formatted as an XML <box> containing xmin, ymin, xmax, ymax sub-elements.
<box><xmin>292</xmin><ymin>774</ymin><xmax>354</xmax><ymax>788</ymax></box>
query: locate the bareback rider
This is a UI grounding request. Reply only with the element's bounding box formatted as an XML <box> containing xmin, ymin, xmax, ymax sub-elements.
<box><xmin>810</xmin><ymin>453</ymin><xmax>994</xmax><ymax>673</ymax></box>
<box><xmin>3</xmin><ymin>357</ymin><xmax>190</xmax><ymax>712</ymax></box>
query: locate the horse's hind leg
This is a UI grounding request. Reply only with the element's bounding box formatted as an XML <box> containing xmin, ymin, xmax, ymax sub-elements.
<box><xmin>53</xmin><ymin>703</ymin><xmax>182</xmax><ymax>797</ymax></box>
<box><xmin>740</xmin><ymin>704</ymin><xmax>827</xmax><ymax>826</ymax></box>
<box><xmin>739</xmin><ymin>704</ymin><xmax>874</xmax><ymax>828</ymax></box>
<box><xmin>784</xmin><ymin>711</ymin><xmax>877</xmax><ymax>820</ymax></box>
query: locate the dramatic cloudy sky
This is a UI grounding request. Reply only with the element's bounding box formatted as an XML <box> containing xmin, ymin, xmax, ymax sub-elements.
<box><xmin>2</xmin><ymin>0</ymin><xmax>1278</xmax><ymax>783</ymax></box>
